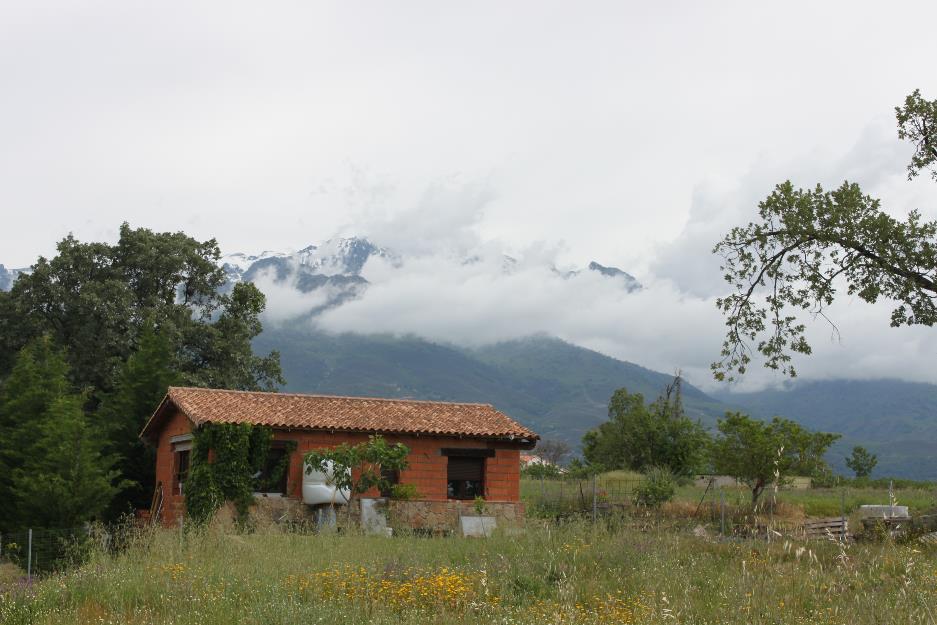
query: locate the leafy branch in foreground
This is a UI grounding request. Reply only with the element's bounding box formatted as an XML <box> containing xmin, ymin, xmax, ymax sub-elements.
<box><xmin>712</xmin><ymin>90</ymin><xmax>937</xmax><ymax>381</ymax></box>
<box><xmin>303</xmin><ymin>436</ymin><xmax>410</xmax><ymax>522</ymax></box>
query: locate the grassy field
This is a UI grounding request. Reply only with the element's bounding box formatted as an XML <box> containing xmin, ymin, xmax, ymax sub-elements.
<box><xmin>522</xmin><ymin>474</ymin><xmax>937</xmax><ymax>519</ymax></box>
<box><xmin>1</xmin><ymin>520</ymin><xmax>936</xmax><ymax>625</ymax></box>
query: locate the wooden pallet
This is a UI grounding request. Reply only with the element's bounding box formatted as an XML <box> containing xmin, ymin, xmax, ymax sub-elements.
<box><xmin>920</xmin><ymin>532</ymin><xmax>937</xmax><ymax>546</ymax></box>
<box><xmin>804</xmin><ymin>517</ymin><xmax>848</xmax><ymax>539</ymax></box>
<box><xmin>149</xmin><ymin>481</ymin><xmax>163</xmax><ymax>526</ymax></box>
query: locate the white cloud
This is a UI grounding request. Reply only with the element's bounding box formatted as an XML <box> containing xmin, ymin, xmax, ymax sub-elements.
<box><xmin>3</xmin><ymin>1</ymin><xmax>937</xmax><ymax>393</ymax></box>
<box><xmin>255</xmin><ymin>124</ymin><xmax>937</xmax><ymax>394</ymax></box>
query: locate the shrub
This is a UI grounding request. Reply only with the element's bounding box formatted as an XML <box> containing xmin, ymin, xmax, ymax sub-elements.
<box><xmin>388</xmin><ymin>483</ymin><xmax>420</xmax><ymax>501</ymax></box>
<box><xmin>521</xmin><ymin>462</ymin><xmax>563</xmax><ymax>479</ymax></box>
<box><xmin>632</xmin><ymin>467</ymin><xmax>676</xmax><ymax>508</ymax></box>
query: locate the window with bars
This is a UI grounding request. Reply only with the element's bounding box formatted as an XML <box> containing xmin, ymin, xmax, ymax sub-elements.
<box><xmin>174</xmin><ymin>449</ymin><xmax>190</xmax><ymax>496</ymax></box>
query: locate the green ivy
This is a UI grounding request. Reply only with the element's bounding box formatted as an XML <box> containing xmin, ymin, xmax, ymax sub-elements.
<box><xmin>185</xmin><ymin>423</ymin><xmax>277</xmax><ymax>527</ymax></box>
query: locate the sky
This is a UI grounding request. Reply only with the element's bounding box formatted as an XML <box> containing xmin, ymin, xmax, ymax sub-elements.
<box><xmin>2</xmin><ymin>1</ymin><xmax>937</xmax><ymax>391</ymax></box>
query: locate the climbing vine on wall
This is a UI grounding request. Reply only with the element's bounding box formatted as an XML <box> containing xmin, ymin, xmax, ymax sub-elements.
<box><xmin>185</xmin><ymin>423</ymin><xmax>292</xmax><ymax>527</ymax></box>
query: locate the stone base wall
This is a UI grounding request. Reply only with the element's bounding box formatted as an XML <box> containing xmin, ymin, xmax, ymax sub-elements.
<box><xmin>242</xmin><ymin>496</ymin><xmax>525</xmax><ymax>533</ymax></box>
<box><xmin>387</xmin><ymin>499</ymin><xmax>525</xmax><ymax>533</ymax></box>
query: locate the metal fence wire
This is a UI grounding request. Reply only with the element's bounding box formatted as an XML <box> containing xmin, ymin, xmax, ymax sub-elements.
<box><xmin>0</xmin><ymin>526</ymin><xmax>101</xmax><ymax>581</ymax></box>
<box><xmin>523</xmin><ymin>475</ymin><xmax>644</xmax><ymax>517</ymax></box>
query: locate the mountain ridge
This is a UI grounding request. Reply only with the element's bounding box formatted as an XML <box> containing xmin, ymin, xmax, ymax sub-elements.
<box><xmin>4</xmin><ymin>241</ymin><xmax>937</xmax><ymax>479</ymax></box>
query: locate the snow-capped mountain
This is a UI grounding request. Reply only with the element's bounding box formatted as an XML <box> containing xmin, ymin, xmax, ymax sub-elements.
<box><xmin>552</xmin><ymin>261</ymin><xmax>641</xmax><ymax>292</ymax></box>
<box><xmin>1</xmin><ymin>237</ymin><xmax>642</xmax><ymax>313</ymax></box>
<box><xmin>220</xmin><ymin>238</ymin><xmax>396</xmax><ymax>286</ymax></box>
<box><xmin>586</xmin><ymin>261</ymin><xmax>641</xmax><ymax>292</ymax></box>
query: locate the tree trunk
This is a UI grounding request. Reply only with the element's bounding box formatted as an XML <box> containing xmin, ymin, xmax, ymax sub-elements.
<box><xmin>751</xmin><ymin>479</ymin><xmax>765</xmax><ymax>507</ymax></box>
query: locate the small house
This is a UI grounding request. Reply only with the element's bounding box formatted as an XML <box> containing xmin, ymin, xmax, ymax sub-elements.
<box><xmin>140</xmin><ymin>387</ymin><xmax>538</xmax><ymax>530</ymax></box>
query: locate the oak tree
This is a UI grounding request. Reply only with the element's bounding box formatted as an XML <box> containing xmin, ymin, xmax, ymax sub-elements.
<box><xmin>713</xmin><ymin>91</ymin><xmax>937</xmax><ymax>380</ymax></box>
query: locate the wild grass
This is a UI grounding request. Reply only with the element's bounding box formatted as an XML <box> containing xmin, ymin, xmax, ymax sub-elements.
<box><xmin>1</xmin><ymin>520</ymin><xmax>936</xmax><ymax>625</ymax></box>
<box><xmin>523</xmin><ymin>475</ymin><xmax>937</xmax><ymax>518</ymax></box>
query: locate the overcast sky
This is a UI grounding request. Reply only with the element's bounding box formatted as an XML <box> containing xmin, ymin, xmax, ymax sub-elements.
<box><xmin>2</xmin><ymin>2</ymin><xmax>937</xmax><ymax>390</ymax></box>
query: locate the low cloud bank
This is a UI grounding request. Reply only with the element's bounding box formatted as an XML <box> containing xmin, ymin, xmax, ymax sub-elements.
<box><xmin>259</xmin><ymin>122</ymin><xmax>937</xmax><ymax>392</ymax></box>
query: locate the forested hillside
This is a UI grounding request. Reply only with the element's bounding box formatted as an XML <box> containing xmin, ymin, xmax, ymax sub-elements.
<box><xmin>256</xmin><ymin>327</ymin><xmax>937</xmax><ymax>480</ymax></box>
<box><xmin>253</xmin><ymin>328</ymin><xmax>725</xmax><ymax>445</ymax></box>
<box><xmin>714</xmin><ymin>380</ymin><xmax>937</xmax><ymax>479</ymax></box>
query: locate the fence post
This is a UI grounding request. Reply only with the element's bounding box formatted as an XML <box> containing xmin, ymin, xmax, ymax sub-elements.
<box><xmin>840</xmin><ymin>489</ymin><xmax>846</xmax><ymax>542</ymax></box>
<box><xmin>27</xmin><ymin>528</ymin><xmax>32</xmax><ymax>583</ymax></box>
<box><xmin>591</xmin><ymin>474</ymin><xmax>597</xmax><ymax>524</ymax></box>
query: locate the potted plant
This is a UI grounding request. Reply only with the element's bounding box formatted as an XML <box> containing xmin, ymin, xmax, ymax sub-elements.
<box><xmin>460</xmin><ymin>495</ymin><xmax>497</xmax><ymax>537</ymax></box>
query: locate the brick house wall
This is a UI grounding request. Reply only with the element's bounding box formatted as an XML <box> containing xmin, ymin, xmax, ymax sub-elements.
<box><xmin>153</xmin><ymin>417</ymin><xmax>522</xmax><ymax>526</ymax></box>
<box><xmin>153</xmin><ymin>408</ymin><xmax>193</xmax><ymax>525</ymax></box>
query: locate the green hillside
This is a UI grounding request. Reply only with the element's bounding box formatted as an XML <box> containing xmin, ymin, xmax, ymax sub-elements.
<box><xmin>713</xmin><ymin>380</ymin><xmax>937</xmax><ymax>480</ymax></box>
<box><xmin>254</xmin><ymin>327</ymin><xmax>937</xmax><ymax>479</ymax></box>
<box><xmin>253</xmin><ymin>329</ymin><xmax>723</xmax><ymax>446</ymax></box>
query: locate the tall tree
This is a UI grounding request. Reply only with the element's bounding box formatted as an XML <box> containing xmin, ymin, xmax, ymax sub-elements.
<box><xmin>845</xmin><ymin>445</ymin><xmax>878</xmax><ymax>479</ymax></box>
<box><xmin>711</xmin><ymin>412</ymin><xmax>840</xmax><ymax>505</ymax></box>
<box><xmin>0</xmin><ymin>223</ymin><xmax>282</xmax><ymax>396</ymax></box>
<box><xmin>0</xmin><ymin>338</ymin><xmax>124</xmax><ymax>530</ymax></box>
<box><xmin>0</xmin><ymin>224</ymin><xmax>284</xmax><ymax>524</ymax></box>
<box><xmin>12</xmin><ymin>394</ymin><xmax>124</xmax><ymax>529</ymax></box>
<box><xmin>533</xmin><ymin>439</ymin><xmax>571</xmax><ymax>466</ymax></box>
<box><xmin>98</xmin><ymin>320</ymin><xmax>180</xmax><ymax>514</ymax></box>
<box><xmin>0</xmin><ymin>336</ymin><xmax>70</xmax><ymax>529</ymax></box>
<box><xmin>582</xmin><ymin>377</ymin><xmax>709</xmax><ymax>476</ymax></box>
<box><xmin>712</xmin><ymin>91</ymin><xmax>937</xmax><ymax>381</ymax></box>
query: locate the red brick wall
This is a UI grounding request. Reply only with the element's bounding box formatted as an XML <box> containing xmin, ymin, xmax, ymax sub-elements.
<box><xmin>151</xmin><ymin>421</ymin><xmax>525</xmax><ymax>525</ymax></box>
<box><xmin>154</xmin><ymin>409</ymin><xmax>194</xmax><ymax>526</ymax></box>
<box><xmin>282</xmin><ymin>432</ymin><xmax>522</xmax><ymax>503</ymax></box>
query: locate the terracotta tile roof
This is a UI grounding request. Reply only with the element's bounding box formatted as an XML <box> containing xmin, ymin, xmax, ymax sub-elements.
<box><xmin>142</xmin><ymin>387</ymin><xmax>539</xmax><ymax>442</ymax></box>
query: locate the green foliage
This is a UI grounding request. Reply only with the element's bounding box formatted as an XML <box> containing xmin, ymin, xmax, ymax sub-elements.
<box><xmin>564</xmin><ymin>458</ymin><xmax>603</xmax><ymax>479</ymax></box>
<box><xmin>254</xmin><ymin>440</ymin><xmax>297</xmax><ymax>494</ymax></box>
<box><xmin>845</xmin><ymin>446</ymin><xmax>878</xmax><ymax>479</ymax></box>
<box><xmin>473</xmin><ymin>496</ymin><xmax>486</xmax><ymax>516</ymax></box>
<box><xmin>713</xmin><ymin>92</ymin><xmax>937</xmax><ymax>381</ymax></box>
<box><xmin>5</xmin><ymin>225</ymin><xmax>241</xmax><ymax>390</ymax></box>
<box><xmin>632</xmin><ymin>466</ymin><xmax>676</xmax><ymax>508</ymax></box>
<box><xmin>711</xmin><ymin>412</ymin><xmax>840</xmax><ymax>505</ymax></box>
<box><xmin>0</xmin><ymin>337</ymin><xmax>125</xmax><ymax>530</ymax></box>
<box><xmin>711</xmin><ymin>378</ymin><xmax>937</xmax><ymax>479</ymax></box>
<box><xmin>0</xmin><ymin>224</ymin><xmax>284</xmax><ymax>527</ymax></box>
<box><xmin>388</xmin><ymin>483</ymin><xmax>419</xmax><ymax>501</ymax></box>
<box><xmin>9</xmin><ymin>519</ymin><xmax>937</xmax><ymax>624</ymax></box>
<box><xmin>896</xmin><ymin>88</ymin><xmax>937</xmax><ymax>181</ymax></box>
<box><xmin>12</xmin><ymin>394</ymin><xmax>126</xmax><ymax>529</ymax></box>
<box><xmin>185</xmin><ymin>423</ymin><xmax>275</xmax><ymax>527</ymax></box>
<box><xmin>521</xmin><ymin>462</ymin><xmax>564</xmax><ymax>479</ymax></box>
<box><xmin>303</xmin><ymin>436</ymin><xmax>410</xmax><ymax>512</ymax></box>
<box><xmin>97</xmin><ymin>320</ymin><xmax>180</xmax><ymax>515</ymax></box>
<box><xmin>0</xmin><ymin>222</ymin><xmax>283</xmax><ymax>396</ymax></box>
<box><xmin>256</xmin><ymin>330</ymin><xmax>728</xmax><ymax>457</ymax></box>
<box><xmin>582</xmin><ymin>378</ymin><xmax>709</xmax><ymax>476</ymax></box>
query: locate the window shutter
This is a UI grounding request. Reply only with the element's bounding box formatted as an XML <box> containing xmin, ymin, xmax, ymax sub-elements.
<box><xmin>447</xmin><ymin>457</ymin><xmax>484</xmax><ymax>481</ymax></box>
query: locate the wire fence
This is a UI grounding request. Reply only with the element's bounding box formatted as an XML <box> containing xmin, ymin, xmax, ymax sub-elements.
<box><xmin>522</xmin><ymin>475</ymin><xmax>643</xmax><ymax>520</ymax></box>
<box><xmin>519</xmin><ymin>474</ymin><xmax>876</xmax><ymax>540</ymax></box>
<box><xmin>0</xmin><ymin>524</ymin><xmax>137</xmax><ymax>583</ymax></box>
<box><xmin>0</xmin><ymin>527</ymin><xmax>85</xmax><ymax>581</ymax></box>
